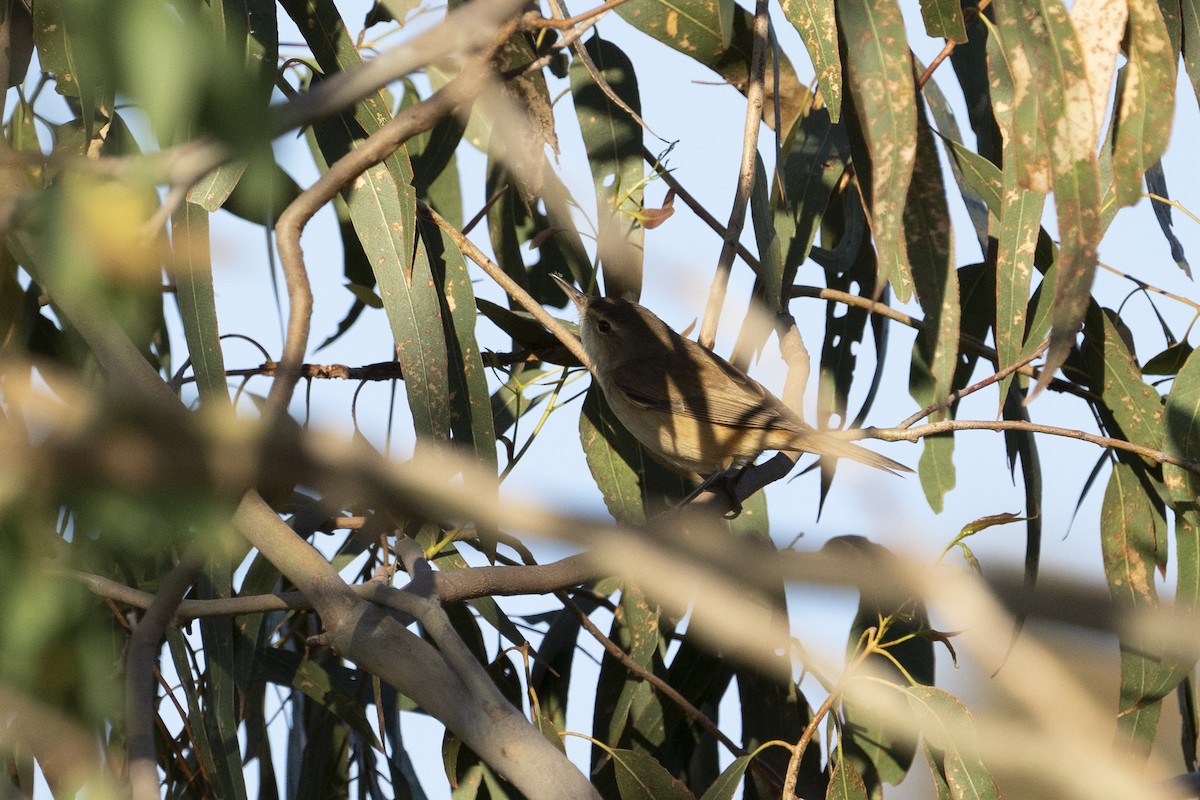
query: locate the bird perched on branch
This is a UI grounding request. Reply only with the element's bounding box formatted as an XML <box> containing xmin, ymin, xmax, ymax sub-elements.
<box><xmin>552</xmin><ymin>274</ymin><xmax>909</xmax><ymax>486</ymax></box>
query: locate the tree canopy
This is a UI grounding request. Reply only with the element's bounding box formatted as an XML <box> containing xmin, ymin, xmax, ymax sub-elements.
<box><xmin>2</xmin><ymin>0</ymin><xmax>1200</xmax><ymax>797</ymax></box>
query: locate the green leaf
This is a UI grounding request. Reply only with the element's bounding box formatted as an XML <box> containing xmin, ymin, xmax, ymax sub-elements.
<box><xmin>994</xmin><ymin>169</ymin><xmax>1046</xmax><ymax>406</ymax></box>
<box><xmin>1144</xmin><ymin>342</ymin><xmax>1194</xmax><ymax>376</ymax></box>
<box><xmin>197</xmin><ymin>568</ymin><xmax>248</xmax><ymax>800</ymax></box>
<box><xmin>826</xmin><ymin>753</ymin><xmax>870</xmax><ymax>800</ymax></box>
<box><xmin>750</xmin><ymin>153</ymin><xmax>785</xmax><ymax>312</ymax></box>
<box><xmin>255</xmin><ymin>649</ymin><xmax>382</xmax><ymax>748</ymax></box>
<box><xmin>775</xmin><ymin>106</ymin><xmax>850</xmax><ymax>290</ymax></box>
<box><xmin>1112</xmin><ymin>0</ymin><xmax>1176</xmax><ymax>206</ymax></box>
<box><xmin>919</xmin><ymin>0</ymin><xmax>967</xmax><ymax>42</ymax></box>
<box><xmin>996</xmin><ymin>0</ymin><xmax>1102</xmax><ymax>393</ymax></box>
<box><xmin>917</xmin><ymin>434</ymin><xmax>956</xmax><ymax>513</ymax></box>
<box><xmin>838</xmin><ymin>0</ymin><xmax>917</xmax><ymax>301</ymax></box>
<box><xmin>477</xmin><ymin>297</ymin><xmax>573</xmax><ymax>354</ymax></box>
<box><xmin>422</xmin><ymin>221</ymin><xmax>498</xmax><ymax>470</ymax></box>
<box><xmin>906</xmin><ymin>95</ymin><xmax>958</xmax><ymax>418</ymax></box>
<box><xmin>778</xmin><ymin>0</ymin><xmax>843</xmax><ymax>121</ymax></box>
<box><xmin>907</xmin><ymin>686</ymin><xmax>999</xmax><ymax>799</ymax></box>
<box><xmin>188</xmin><ymin>162</ymin><xmax>248</xmax><ymax>213</ymax></box>
<box><xmin>1158</xmin><ymin>347</ymin><xmax>1200</xmax><ymax>698</ymax></box>
<box><xmin>170</xmin><ymin>202</ymin><xmax>227</xmax><ymax>405</ymax></box>
<box><xmin>286</xmin><ymin>0</ymin><xmax>451</xmax><ymax>441</ymax></box>
<box><xmin>941</xmin><ymin>138</ymin><xmax>1002</xmax><ymax>215</ymax></box>
<box><xmin>921</xmin><ymin>72</ymin><xmax>989</xmax><ymax>255</ymax></box>
<box><xmin>816</xmin><ymin>189</ymin><xmax>873</xmax><ymax>434</ymax></box>
<box><xmin>986</xmin><ymin>13</ymin><xmax>1050</xmax><ymax>195</ymax></box>
<box><xmin>1102</xmin><ymin>461</ymin><xmax>1166</xmax><ymax>754</ymax></box>
<box><xmin>365</xmin><ymin>160</ymin><xmax>451</xmax><ymax>440</ymax></box>
<box><xmin>923</xmin><ymin>742</ymin><xmax>956</xmax><ymax>800</ymax></box>
<box><xmin>698</xmin><ymin>755</ymin><xmax>752</xmax><ymax>800</ymax></box>
<box><xmin>167</xmin><ymin>628</ymin><xmax>231</xmax><ymax>798</ymax></box>
<box><xmin>986</xmin><ymin>13</ymin><xmax>1052</xmax><ymax>405</ymax></box>
<box><xmin>570</xmin><ymin>35</ymin><xmax>645</xmax><ymax>300</ymax></box>
<box><xmin>1145</xmin><ymin>163</ymin><xmax>1191</xmax><ymax>277</ymax></box>
<box><xmin>1181</xmin><ymin>0</ymin><xmax>1200</xmax><ymax>106</ymax></box>
<box><xmin>615</xmin><ymin>0</ymin><xmax>808</xmax><ymax>131</ymax></box>
<box><xmin>579</xmin><ymin>385</ymin><xmax>690</xmax><ymax>524</ymax></box>
<box><xmin>839</xmin><ymin>538</ymin><xmax>934</xmax><ymax>787</ymax></box>
<box><xmin>1081</xmin><ymin>305</ymin><xmax>1165</xmax><ymax>453</ymax></box>
<box><xmin>610</xmin><ymin>748</ymin><xmax>697</xmax><ymax>800</ymax></box>
<box><xmin>609</xmin><ymin>587</ymin><xmax>663</xmax><ymax>743</ymax></box>
<box><xmin>32</xmin><ymin>0</ymin><xmax>111</xmax><ymax>137</ymax></box>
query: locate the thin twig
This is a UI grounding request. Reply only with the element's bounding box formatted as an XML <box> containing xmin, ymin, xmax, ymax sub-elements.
<box><xmin>699</xmin><ymin>0</ymin><xmax>770</xmax><ymax>349</ymax></box>
<box><xmin>71</xmin><ymin>554</ymin><xmax>598</xmax><ymax>619</ymax></box>
<box><xmin>782</xmin><ymin>631</ymin><xmax>876</xmax><ymax>798</ymax></box>
<box><xmin>915</xmin><ymin>0</ymin><xmax>991</xmax><ymax>89</ymax></box>
<box><xmin>641</xmin><ymin>146</ymin><xmax>763</xmax><ymax>276</ymax></box>
<box><xmin>898</xmin><ymin>342</ymin><xmax>1049</xmax><ymax>429</ymax></box>
<box><xmin>1099</xmin><ymin>258</ymin><xmax>1200</xmax><ymax>313</ymax></box>
<box><xmin>789</xmin><ymin>284</ymin><xmax>1095</xmax><ymax>402</ymax></box>
<box><xmin>545</xmin><ymin>0</ymin><xmax>657</xmax><ymax>139</ymax></box>
<box><xmin>421</xmin><ymin>201</ymin><xmax>591</xmax><ymax>367</ymax></box>
<box><xmin>525</xmin><ymin>0</ymin><xmax>630</xmax><ymax>29</ymax></box>
<box><xmin>860</xmin><ymin>419</ymin><xmax>1200</xmax><ymax>476</ymax></box>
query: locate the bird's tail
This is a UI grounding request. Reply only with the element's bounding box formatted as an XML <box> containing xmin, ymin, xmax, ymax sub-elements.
<box><xmin>807</xmin><ymin>432</ymin><xmax>912</xmax><ymax>476</ymax></box>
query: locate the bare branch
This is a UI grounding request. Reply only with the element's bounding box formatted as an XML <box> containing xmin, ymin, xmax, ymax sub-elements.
<box><xmin>421</xmin><ymin>200</ymin><xmax>592</xmax><ymax>367</ymax></box>
<box><xmin>699</xmin><ymin>0</ymin><xmax>769</xmax><ymax>349</ymax></box>
<box><xmin>861</xmin><ymin>419</ymin><xmax>1200</xmax><ymax>475</ymax></box>
<box><xmin>126</xmin><ymin>556</ymin><xmax>204</xmax><ymax>800</ymax></box>
<box><xmin>271</xmin><ymin>67</ymin><xmax>493</xmax><ymax>418</ymax></box>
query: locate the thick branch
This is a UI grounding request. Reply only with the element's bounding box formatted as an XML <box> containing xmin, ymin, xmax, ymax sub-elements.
<box><xmin>74</xmin><ymin>555</ymin><xmax>599</xmax><ymax>619</ymax></box>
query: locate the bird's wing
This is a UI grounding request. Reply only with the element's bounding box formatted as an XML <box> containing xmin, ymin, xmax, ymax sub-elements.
<box><xmin>608</xmin><ymin>345</ymin><xmax>805</xmax><ymax>431</ymax></box>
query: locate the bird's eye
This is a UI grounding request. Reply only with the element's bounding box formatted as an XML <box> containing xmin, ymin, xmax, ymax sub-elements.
<box><xmin>597</xmin><ymin>319</ymin><xmax>612</xmax><ymax>334</ymax></box>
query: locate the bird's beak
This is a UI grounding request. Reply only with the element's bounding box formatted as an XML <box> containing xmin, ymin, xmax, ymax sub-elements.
<box><xmin>550</xmin><ymin>273</ymin><xmax>589</xmax><ymax>314</ymax></box>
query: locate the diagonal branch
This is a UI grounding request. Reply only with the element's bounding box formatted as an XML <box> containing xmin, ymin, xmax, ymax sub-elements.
<box><xmin>271</xmin><ymin>66</ymin><xmax>495</xmax><ymax>419</ymax></box>
<box><xmin>698</xmin><ymin>0</ymin><xmax>770</xmax><ymax>349</ymax></box>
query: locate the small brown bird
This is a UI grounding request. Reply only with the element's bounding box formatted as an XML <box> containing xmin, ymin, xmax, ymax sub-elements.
<box><xmin>552</xmin><ymin>274</ymin><xmax>909</xmax><ymax>478</ymax></box>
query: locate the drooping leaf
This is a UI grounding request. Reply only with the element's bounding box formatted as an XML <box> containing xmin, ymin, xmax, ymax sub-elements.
<box><xmin>778</xmin><ymin>0</ymin><xmax>843</xmax><ymax>120</ymax></box>
<box><xmin>570</xmin><ymin>35</ymin><xmax>645</xmax><ymax>300</ymax></box>
<box><xmin>421</xmin><ymin>220</ymin><xmax>498</xmax><ymax>470</ymax></box>
<box><xmin>171</xmin><ymin>201</ymin><xmax>228</xmax><ymax>405</ymax></box>
<box><xmin>1102</xmin><ymin>460</ymin><xmax>1167</xmax><ymax>754</ymax></box>
<box><xmin>698</xmin><ymin>755</ymin><xmax>752</xmax><ymax>800</ymax></box>
<box><xmin>1111</xmin><ymin>0</ymin><xmax>1176</xmax><ymax>207</ymax></box>
<box><xmin>610</xmin><ymin>748</ymin><xmax>697</xmax><ymax>800</ymax></box>
<box><xmin>1157</xmin><ymin>348</ymin><xmax>1200</xmax><ymax>699</ymax></box>
<box><xmin>838</xmin><ymin>0</ymin><xmax>917</xmax><ymax>300</ymax></box>
<box><xmin>1145</xmin><ymin>161</ymin><xmax>1192</xmax><ymax>276</ymax></box>
<box><xmin>196</xmin><ymin>568</ymin><xmax>248</xmax><ymax>800</ymax></box>
<box><xmin>775</xmin><ymin>106</ymin><xmax>851</xmax><ymax>292</ymax></box>
<box><xmin>906</xmin><ymin>89</ymin><xmax>958</xmax><ymax>419</ymax></box>
<box><xmin>826</xmin><ymin>752</ymin><xmax>870</xmax><ymax>800</ymax></box>
<box><xmin>615</xmin><ymin>0</ymin><xmax>808</xmax><ymax>131</ymax></box>
<box><xmin>750</xmin><ymin>154</ymin><xmax>785</xmax><ymax>312</ymax></box>
<box><xmin>579</xmin><ymin>384</ymin><xmax>690</xmax><ymax>524</ymax></box>
<box><xmin>995</xmin><ymin>0</ymin><xmax>1102</xmax><ymax>395</ymax></box>
<box><xmin>1081</xmin><ymin>304</ymin><xmax>1166</xmax><ymax>454</ymax></box>
<box><xmin>921</xmin><ymin>72</ymin><xmax>989</xmax><ymax>255</ymax></box>
<box><xmin>907</xmin><ymin>686</ymin><xmax>999</xmax><ymax>799</ymax></box>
